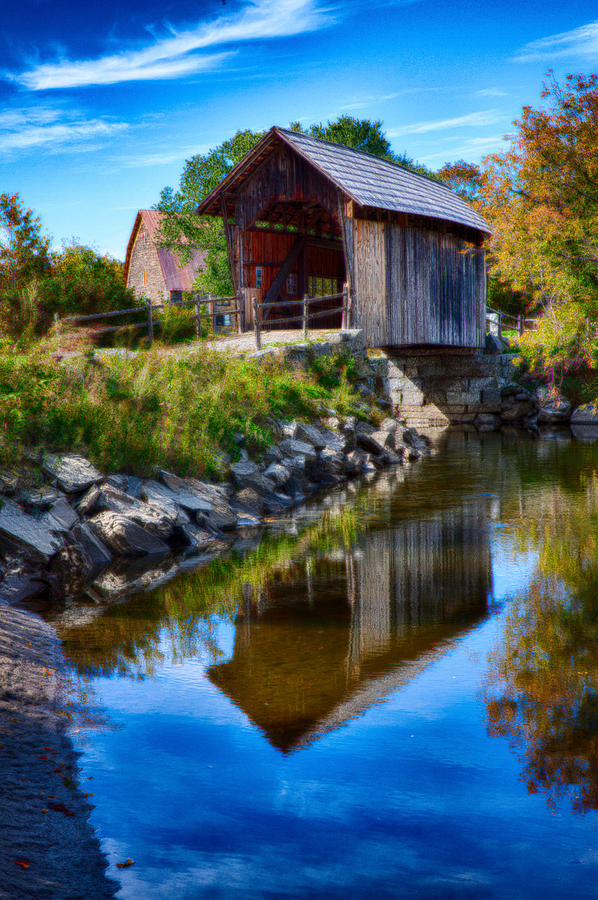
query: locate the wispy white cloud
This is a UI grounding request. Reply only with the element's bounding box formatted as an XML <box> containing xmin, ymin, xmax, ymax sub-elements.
<box><xmin>340</xmin><ymin>92</ymin><xmax>400</xmax><ymax>111</ymax></box>
<box><xmin>475</xmin><ymin>88</ymin><xmax>508</xmax><ymax>97</ymax></box>
<box><xmin>10</xmin><ymin>0</ymin><xmax>332</xmax><ymax>90</ymax></box>
<box><xmin>0</xmin><ymin>106</ymin><xmax>128</xmax><ymax>155</ymax></box>
<box><xmin>117</xmin><ymin>145</ymin><xmax>211</xmax><ymax>169</ymax></box>
<box><xmin>513</xmin><ymin>20</ymin><xmax>598</xmax><ymax>62</ymax></box>
<box><xmin>387</xmin><ymin>109</ymin><xmax>503</xmax><ymax>137</ymax></box>
<box><xmin>419</xmin><ymin>134</ymin><xmax>511</xmax><ymax>163</ymax></box>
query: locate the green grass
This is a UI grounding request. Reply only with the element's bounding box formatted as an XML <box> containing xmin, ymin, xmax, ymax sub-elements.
<box><xmin>0</xmin><ymin>338</ymin><xmax>368</xmax><ymax>479</ymax></box>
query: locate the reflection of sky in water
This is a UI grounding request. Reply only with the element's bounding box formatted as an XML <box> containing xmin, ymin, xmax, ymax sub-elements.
<box><xmin>65</xmin><ymin>434</ymin><xmax>598</xmax><ymax>898</ymax></box>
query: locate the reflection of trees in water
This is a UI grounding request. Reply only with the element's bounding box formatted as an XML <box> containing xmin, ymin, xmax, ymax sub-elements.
<box><xmin>485</xmin><ymin>469</ymin><xmax>598</xmax><ymax>814</ymax></box>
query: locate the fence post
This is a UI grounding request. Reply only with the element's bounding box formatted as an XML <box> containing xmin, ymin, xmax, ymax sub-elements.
<box><xmin>236</xmin><ymin>295</ymin><xmax>243</xmax><ymax>334</ymax></box>
<box><xmin>341</xmin><ymin>283</ymin><xmax>348</xmax><ymax>330</ymax></box>
<box><xmin>146</xmin><ymin>298</ymin><xmax>154</xmax><ymax>347</ymax></box>
<box><xmin>518</xmin><ymin>314</ymin><xmax>524</xmax><ymax>336</ymax></box>
<box><xmin>303</xmin><ymin>294</ymin><xmax>309</xmax><ymax>338</ymax></box>
<box><xmin>498</xmin><ymin>311</ymin><xmax>502</xmax><ymax>340</ymax></box>
<box><xmin>194</xmin><ymin>293</ymin><xmax>201</xmax><ymax>338</ymax></box>
<box><xmin>54</xmin><ymin>312</ymin><xmax>61</xmax><ymax>339</ymax></box>
<box><xmin>208</xmin><ymin>292</ymin><xmax>215</xmax><ymax>333</ymax></box>
<box><xmin>253</xmin><ymin>296</ymin><xmax>261</xmax><ymax>350</ymax></box>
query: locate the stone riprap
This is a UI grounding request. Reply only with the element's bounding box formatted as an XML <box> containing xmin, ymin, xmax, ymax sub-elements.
<box><xmin>0</xmin><ymin>398</ymin><xmax>431</xmax><ymax>605</ymax></box>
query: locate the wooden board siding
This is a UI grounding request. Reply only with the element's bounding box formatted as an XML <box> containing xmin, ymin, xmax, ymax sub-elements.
<box><xmin>352</xmin><ymin>217</ymin><xmax>486</xmax><ymax>348</ymax></box>
<box><xmin>234</xmin><ymin>144</ymin><xmax>341</xmax><ymax>233</ymax></box>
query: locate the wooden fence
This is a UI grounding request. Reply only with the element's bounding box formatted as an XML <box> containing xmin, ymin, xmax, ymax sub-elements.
<box><xmin>59</xmin><ymin>294</ymin><xmax>242</xmax><ymax>347</ymax></box>
<box><xmin>486</xmin><ymin>306</ymin><xmax>538</xmax><ymax>339</ymax></box>
<box><xmin>252</xmin><ymin>285</ymin><xmax>350</xmax><ymax>350</ymax></box>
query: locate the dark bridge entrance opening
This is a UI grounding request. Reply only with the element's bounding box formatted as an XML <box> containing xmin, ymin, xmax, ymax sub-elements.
<box><xmin>242</xmin><ymin>201</ymin><xmax>346</xmax><ymax>331</ymax></box>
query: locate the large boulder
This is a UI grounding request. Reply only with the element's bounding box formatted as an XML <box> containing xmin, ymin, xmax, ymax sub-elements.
<box><xmin>70</xmin><ymin>522</ymin><xmax>112</xmax><ymax>569</ymax></box>
<box><xmin>155</xmin><ymin>471</ymin><xmax>214</xmax><ymax>514</ymax></box>
<box><xmin>278</xmin><ymin>439</ymin><xmax>317</xmax><ymax>462</ymax></box>
<box><xmin>535</xmin><ymin>385</ymin><xmax>572</xmax><ymax>423</ymax></box>
<box><xmin>42</xmin><ymin>454</ymin><xmax>103</xmax><ymax>494</ymax></box>
<box><xmin>0</xmin><ymin>499</ymin><xmax>63</xmax><ymax>561</ymax></box>
<box><xmin>87</xmin><ymin>512</ymin><xmax>170</xmax><ymax>557</ymax></box>
<box><xmin>571</xmin><ymin>403</ymin><xmax>598</xmax><ymax>426</ymax></box>
<box><xmin>500</xmin><ymin>385</ymin><xmax>534</xmax><ymax>422</ymax></box>
<box><xmin>140</xmin><ymin>480</ymin><xmax>191</xmax><ymax>525</ymax></box>
<box><xmin>263</xmin><ymin>462</ymin><xmax>291</xmax><ymax>488</ymax></box>
<box><xmin>95</xmin><ymin>486</ymin><xmax>176</xmax><ymax>539</ymax></box>
<box><xmin>291</xmin><ymin>422</ymin><xmax>327</xmax><ymax>450</ymax></box>
<box><xmin>41</xmin><ymin>498</ymin><xmax>79</xmax><ymax>534</ymax></box>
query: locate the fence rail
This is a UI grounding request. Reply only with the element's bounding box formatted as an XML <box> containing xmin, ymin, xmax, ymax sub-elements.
<box><xmin>486</xmin><ymin>306</ymin><xmax>538</xmax><ymax>339</ymax></box>
<box><xmin>58</xmin><ymin>294</ymin><xmax>242</xmax><ymax>346</ymax></box>
<box><xmin>252</xmin><ymin>285</ymin><xmax>350</xmax><ymax>350</ymax></box>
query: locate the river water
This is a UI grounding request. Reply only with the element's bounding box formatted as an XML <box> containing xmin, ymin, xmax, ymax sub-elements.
<box><xmin>49</xmin><ymin>430</ymin><xmax>598</xmax><ymax>898</ymax></box>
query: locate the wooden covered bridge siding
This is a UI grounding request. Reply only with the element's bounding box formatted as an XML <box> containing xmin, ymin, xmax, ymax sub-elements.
<box><xmin>348</xmin><ymin>216</ymin><xmax>486</xmax><ymax>348</ymax></box>
<box><xmin>199</xmin><ymin>126</ymin><xmax>490</xmax><ymax>348</ymax></box>
<box><xmin>223</xmin><ymin>144</ymin><xmax>346</xmax><ymax>329</ymax></box>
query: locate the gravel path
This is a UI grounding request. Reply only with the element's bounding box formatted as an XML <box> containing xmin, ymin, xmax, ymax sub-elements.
<box><xmin>0</xmin><ymin>603</ymin><xmax>118</xmax><ymax>900</ymax></box>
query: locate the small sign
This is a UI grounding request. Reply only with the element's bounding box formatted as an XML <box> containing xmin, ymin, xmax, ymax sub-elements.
<box><xmin>256</xmin><ymin>267</ymin><xmax>263</xmax><ymax>289</ymax></box>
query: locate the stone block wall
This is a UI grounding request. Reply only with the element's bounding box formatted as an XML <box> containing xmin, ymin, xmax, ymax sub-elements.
<box><xmin>369</xmin><ymin>348</ymin><xmax>515</xmax><ymax>428</ymax></box>
<box><xmin>127</xmin><ymin>224</ymin><xmax>168</xmax><ymax>304</ymax></box>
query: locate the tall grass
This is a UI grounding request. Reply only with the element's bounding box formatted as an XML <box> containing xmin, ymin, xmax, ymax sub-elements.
<box><xmin>0</xmin><ymin>339</ymin><xmax>364</xmax><ymax>478</ymax></box>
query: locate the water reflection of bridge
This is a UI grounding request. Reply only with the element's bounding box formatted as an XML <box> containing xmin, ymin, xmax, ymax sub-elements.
<box><xmin>208</xmin><ymin>500</ymin><xmax>492</xmax><ymax>751</ymax></box>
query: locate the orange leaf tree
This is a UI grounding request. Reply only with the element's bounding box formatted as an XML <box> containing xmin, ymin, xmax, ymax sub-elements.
<box><xmin>478</xmin><ymin>74</ymin><xmax>598</xmax><ymax>374</ymax></box>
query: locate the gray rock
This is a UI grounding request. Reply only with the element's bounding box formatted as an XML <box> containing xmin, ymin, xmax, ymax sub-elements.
<box><xmin>293</xmin><ymin>422</ymin><xmax>327</xmax><ymax>450</ymax></box>
<box><xmin>42</xmin><ymin>498</ymin><xmax>79</xmax><ymax>534</ymax></box>
<box><xmin>155</xmin><ymin>471</ymin><xmax>214</xmax><ymax>513</ymax></box>
<box><xmin>485</xmin><ymin>332</ymin><xmax>510</xmax><ymax>354</ymax></box>
<box><xmin>535</xmin><ymin>386</ymin><xmax>572</xmax><ymax>423</ymax></box>
<box><xmin>345</xmin><ymin>449</ymin><xmax>367</xmax><ymax>475</ymax></box>
<box><xmin>95</xmin><ymin>486</ymin><xmax>176</xmax><ymax>539</ymax></box>
<box><xmin>105</xmin><ymin>474</ymin><xmax>128</xmax><ymax>492</ymax></box>
<box><xmin>70</xmin><ymin>522</ymin><xmax>112</xmax><ymax>568</ymax></box>
<box><xmin>42</xmin><ymin>453</ymin><xmax>103</xmax><ymax>493</ymax></box>
<box><xmin>319</xmin><ymin>447</ymin><xmax>345</xmax><ymax>476</ymax></box>
<box><xmin>0</xmin><ymin>470</ymin><xmax>19</xmax><ymax>495</ymax></box>
<box><xmin>18</xmin><ymin>485</ymin><xmax>64</xmax><ymax>510</ymax></box>
<box><xmin>76</xmin><ymin>484</ymin><xmax>101</xmax><ymax>516</ymax></box>
<box><xmin>316</xmin><ymin>427</ymin><xmax>348</xmax><ymax>454</ymax></box>
<box><xmin>379</xmin><ymin>418</ymin><xmax>398</xmax><ymax>434</ymax></box>
<box><xmin>571</xmin><ymin>403</ymin><xmax>598</xmax><ymax>426</ymax></box>
<box><xmin>278</xmin><ymin>439</ymin><xmax>317</xmax><ymax>462</ymax></box>
<box><xmin>141</xmin><ymin>480</ymin><xmax>191</xmax><ymax>525</ymax></box>
<box><xmin>357</xmin><ymin>428</ymin><xmax>392</xmax><ymax>454</ymax></box>
<box><xmin>87</xmin><ymin>511</ymin><xmax>170</xmax><ymax>557</ymax></box>
<box><xmin>126</xmin><ymin>476</ymin><xmax>143</xmax><ymax>498</ymax></box>
<box><xmin>230</xmin><ymin>460</ymin><xmax>276</xmax><ymax>495</ymax></box>
<box><xmin>263</xmin><ymin>462</ymin><xmax>291</xmax><ymax>488</ymax></box>
<box><xmin>0</xmin><ymin>499</ymin><xmax>63</xmax><ymax>561</ymax></box>
<box><xmin>179</xmin><ymin>523</ymin><xmax>217</xmax><ymax>549</ymax></box>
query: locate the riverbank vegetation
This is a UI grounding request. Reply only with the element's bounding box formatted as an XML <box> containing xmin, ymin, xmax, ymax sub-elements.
<box><xmin>0</xmin><ymin>337</ymin><xmax>365</xmax><ymax>478</ymax></box>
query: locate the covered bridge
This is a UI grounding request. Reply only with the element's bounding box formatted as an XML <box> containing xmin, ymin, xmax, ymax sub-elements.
<box><xmin>197</xmin><ymin>127</ymin><xmax>491</xmax><ymax>349</ymax></box>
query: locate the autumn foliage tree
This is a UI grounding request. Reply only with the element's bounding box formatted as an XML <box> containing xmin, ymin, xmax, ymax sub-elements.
<box><xmin>477</xmin><ymin>73</ymin><xmax>598</xmax><ymax>377</ymax></box>
<box><xmin>0</xmin><ymin>193</ymin><xmax>50</xmax><ymax>291</ymax></box>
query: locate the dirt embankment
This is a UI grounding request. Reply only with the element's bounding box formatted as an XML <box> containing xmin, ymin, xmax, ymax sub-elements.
<box><xmin>0</xmin><ymin>602</ymin><xmax>118</xmax><ymax>900</ymax></box>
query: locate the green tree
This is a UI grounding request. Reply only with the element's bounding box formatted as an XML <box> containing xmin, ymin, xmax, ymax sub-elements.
<box><xmin>157</xmin><ymin>117</ymin><xmax>436</xmax><ymax>295</ymax></box>
<box><xmin>156</xmin><ymin>129</ymin><xmax>266</xmax><ymax>296</ymax></box>
<box><xmin>290</xmin><ymin>115</ymin><xmax>435</xmax><ymax>177</ymax></box>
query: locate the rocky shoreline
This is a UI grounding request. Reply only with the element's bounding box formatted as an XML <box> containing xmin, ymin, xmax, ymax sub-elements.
<box><xmin>0</xmin><ymin>411</ymin><xmax>430</xmax><ymax>608</ymax></box>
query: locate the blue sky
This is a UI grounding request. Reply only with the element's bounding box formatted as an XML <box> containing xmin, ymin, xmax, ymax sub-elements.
<box><xmin>2</xmin><ymin>0</ymin><xmax>598</xmax><ymax>259</ymax></box>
